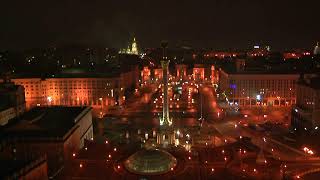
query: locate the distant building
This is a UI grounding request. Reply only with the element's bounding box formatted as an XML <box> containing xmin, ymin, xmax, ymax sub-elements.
<box><xmin>247</xmin><ymin>46</ymin><xmax>270</xmax><ymax>58</ymax></box>
<box><xmin>202</xmin><ymin>50</ymin><xmax>243</xmax><ymax>59</ymax></box>
<box><xmin>219</xmin><ymin>60</ymin><xmax>300</xmax><ymax>107</ymax></box>
<box><xmin>314</xmin><ymin>42</ymin><xmax>320</xmax><ymax>55</ymax></box>
<box><xmin>141</xmin><ymin>66</ymin><xmax>151</xmax><ymax>83</ymax></box>
<box><xmin>175</xmin><ymin>64</ymin><xmax>188</xmax><ymax>80</ymax></box>
<box><xmin>1</xmin><ymin>106</ymin><xmax>93</xmax><ymax>177</ymax></box>
<box><xmin>119</xmin><ymin>37</ymin><xmax>139</xmax><ymax>55</ymax></box>
<box><xmin>8</xmin><ymin>66</ymin><xmax>139</xmax><ymax>114</ymax></box>
<box><xmin>0</xmin><ymin>77</ymin><xmax>26</xmax><ymax>126</ymax></box>
<box><xmin>193</xmin><ymin>64</ymin><xmax>205</xmax><ymax>82</ymax></box>
<box><xmin>283</xmin><ymin>49</ymin><xmax>311</xmax><ymax>60</ymax></box>
<box><xmin>291</xmin><ymin>75</ymin><xmax>320</xmax><ymax>132</ymax></box>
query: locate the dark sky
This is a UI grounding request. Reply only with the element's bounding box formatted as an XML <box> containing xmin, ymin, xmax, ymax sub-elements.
<box><xmin>1</xmin><ymin>0</ymin><xmax>319</xmax><ymax>50</ymax></box>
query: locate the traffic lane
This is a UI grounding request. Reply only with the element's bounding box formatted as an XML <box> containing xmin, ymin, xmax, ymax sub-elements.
<box><xmin>213</xmin><ymin>121</ymin><xmax>305</xmax><ymax>161</ymax></box>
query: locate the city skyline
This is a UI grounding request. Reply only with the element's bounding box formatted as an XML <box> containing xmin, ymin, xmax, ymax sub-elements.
<box><xmin>1</xmin><ymin>1</ymin><xmax>320</xmax><ymax>179</ymax></box>
<box><xmin>1</xmin><ymin>0</ymin><xmax>319</xmax><ymax>50</ymax></box>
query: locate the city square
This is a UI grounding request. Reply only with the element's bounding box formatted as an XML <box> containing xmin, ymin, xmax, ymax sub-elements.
<box><xmin>0</xmin><ymin>1</ymin><xmax>320</xmax><ymax>179</ymax></box>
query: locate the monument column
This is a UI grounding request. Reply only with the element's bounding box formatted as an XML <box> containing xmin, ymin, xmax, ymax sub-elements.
<box><xmin>161</xmin><ymin>60</ymin><xmax>170</xmax><ymax>123</ymax></box>
<box><xmin>160</xmin><ymin>41</ymin><xmax>172</xmax><ymax>126</ymax></box>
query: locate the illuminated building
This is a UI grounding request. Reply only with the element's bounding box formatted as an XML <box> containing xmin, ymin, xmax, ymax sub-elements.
<box><xmin>10</xmin><ymin>67</ymin><xmax>139</xmax><ymax>114</ymax></box>
<box><xmin>193</xmin><ymin>64</ymin><xmax>205</xmax><ymax>81</ymax></box>
<box><xmin>203</xmin><ymin>51</ymin><xmax>241</xmax><ymax>59</ymax></box>
<box><xmin>12</xmin><ymin>77</ymin><xmax>115</xmax><ymax>109</ymax></box>
<box><xmin>247</xmin><ymin>46</ymin><xmax>269</xmax><ymax>58</ymax></box>
<box><xmin>141</xmin><ymin>66</ymin><xmax>151</xmax><ymax>82</ymax></box>
<box><xmin>211</xmin><ymin>65</ymin><xmax>219</xmax><ymax>84</ymax></box>
<box><xmin>154</xmin><ymin>68</ymin><xmax>163</xmax><ymax>80</ymax></box>
<box><xmin>292</xmin><ymin>75</ymin><xmax>320</xmax><ymax>131</ymax></box>
<box><xmin>219</xmin><ymin>60</ymin><xmax>300</xmax><ymax>107</ymax></box>
<box><xmin>283</xmin><ymin>50</ymin><xmax>311</xmax><ymax>60</ymax></box>
<box><xmin>175</xmin><ymin>64</ymin><xmax>187</xmax><ymax>80</ymax></box>
<box><xmin>119</xmin><ymin>37</ymin><xmax>139</xmax><ymax>55</ymax></box>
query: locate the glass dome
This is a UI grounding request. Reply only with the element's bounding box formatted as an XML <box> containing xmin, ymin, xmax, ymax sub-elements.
<box><xmin>124</xmin><ymin>149</ymin><xmax>177</xmax><ymax>175</ymax></box>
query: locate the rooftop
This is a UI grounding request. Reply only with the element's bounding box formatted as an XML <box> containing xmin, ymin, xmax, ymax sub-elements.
<box><xmin>3</xmin><ymin>106</ymin><xmax>90</xmax><ymax>140</ymax></box>
<box><xmin>0</xmin><ymin>156</ymin><xmax>46</xmax><ymax>179</ymax></box>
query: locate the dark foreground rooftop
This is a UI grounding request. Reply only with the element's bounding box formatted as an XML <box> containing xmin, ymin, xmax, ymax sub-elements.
<box><xmin>3</xmin><ymin>106</ymin><xmax>89</xmax><ymax>139</ymax></box>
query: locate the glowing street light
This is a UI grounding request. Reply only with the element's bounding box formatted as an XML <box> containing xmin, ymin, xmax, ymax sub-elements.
<box><xmin>47</xmin><ymin>96</ymin><xmax>52</xmax><ymax>103</ymax></box>
<box><xmin>256</xmin><ymin>94</ymin><xmax>261</xmax><ymax>101</ymax></box>
<box><xmin>303</xmin><ymin>147</ymin><xmax>315</xmax><ymax>155</ymax></box>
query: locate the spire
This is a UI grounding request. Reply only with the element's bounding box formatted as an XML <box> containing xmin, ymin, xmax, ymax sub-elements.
<box><xmin>131</xmin><ymin>37</ymin><xmax>138</xmax><ymax>55</ymax></box>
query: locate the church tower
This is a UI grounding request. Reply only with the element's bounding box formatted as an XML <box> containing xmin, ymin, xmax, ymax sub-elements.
<box><xmin>131</xmin><ymin>37</ymin><xmax>138</xmax><ymax>55</ymax></box>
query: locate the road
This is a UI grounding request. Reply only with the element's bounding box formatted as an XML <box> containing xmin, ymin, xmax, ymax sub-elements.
<box><xmin>195</xmin><ymin>84</ymin><xmax>308</xmax><ymax>162</ymax></box>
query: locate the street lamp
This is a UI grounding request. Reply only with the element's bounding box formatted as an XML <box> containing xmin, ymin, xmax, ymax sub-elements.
<box><xmin>256</xmin><ymin>94</ymin><xmax>263</xmax><ymax>121</ymax></box>
<box><xmin>99</xmin><ymin>97</ymin><xmax>103</xmax><ymax>118</ymax></box>
<box><xmin>256</xmin><ymin>94</ymin><xmax>261</xmax><ymax>101</ymax></box>
<box><xmin>47</xmin><ymin>96</ymin><xmax>52</xmax><ymax>105</ymax></box>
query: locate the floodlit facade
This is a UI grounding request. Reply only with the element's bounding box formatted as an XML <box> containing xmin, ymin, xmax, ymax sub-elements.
<box><xmin>219</xmin><ymin>69</ymin><xmax>299</xmax><ymax>107</ymax></box>
<box><xmin>10</xmin><ymin>68</ymin><xmax>139</xmax><ymax>113</ymax></box>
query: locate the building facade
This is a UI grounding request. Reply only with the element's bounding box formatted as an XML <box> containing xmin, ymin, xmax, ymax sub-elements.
<box><xmin>291</xmin><ymin>76</ymin><xmax>320</xmax><ymax>131</ymax></box>
<box><xmin>2</xmin><ymin>106</ymin><xmax>93</xmax><ymax>177</ymax></box>
<box><xmin>219</xmin><ymin>69</ymin><xmax>299</xmax><ymax>107</ymax></box>
<box><xmin>9</xmin><ymin>67</ymin><xmax>139</xmax><ymax>114</ymax></box>
<box><xmin>0</xmin><ymin>80</ymin><xmax>26</xmax><ymax>126</ymax></box>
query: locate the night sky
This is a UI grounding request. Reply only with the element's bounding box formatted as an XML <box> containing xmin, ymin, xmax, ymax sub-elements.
<box><xmin>1</xmin><ymin>0</ymin><xmax>319</xmax><ymax>50</ymax></box>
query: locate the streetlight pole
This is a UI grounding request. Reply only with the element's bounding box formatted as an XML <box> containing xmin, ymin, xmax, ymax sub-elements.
<box><xmin>99</xmin><ymin>97</ymin><xmax>103</xmax><ymax>118</ymax></box>
<box><xmin>256</xmin><ymin>94</ymin><xmax>262</xmax><ymax>122</ymax></box>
